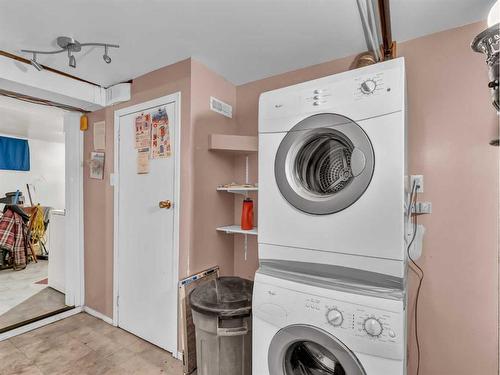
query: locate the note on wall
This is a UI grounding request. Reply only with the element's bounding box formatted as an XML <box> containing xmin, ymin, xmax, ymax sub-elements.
<box><xmin>137</xmin><ymin>148</ymin><xmax>150</xmax><ymax>174</ymax></box>
<box><xmin>135</xmin><ymin>113</ymin><xmax>151</xmax><ymax>149</ymax></box>
<box><xmin>89</xmin><ymin>152</ymin><xmax>105</xmax><ymax>180</ymax></box>
<box><xmin>93</xmin><ymin>121</ymin><xmax>106</xmax><ymax>151</ymax></box>
<box><xmin>151</xmin><ymin>107</ymin><xmax>171</xmax><ymax>159</ymax></box>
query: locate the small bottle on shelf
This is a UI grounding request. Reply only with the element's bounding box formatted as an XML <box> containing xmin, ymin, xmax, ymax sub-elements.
<box><xmin>241</xmin><ymin>198</ymin><xmax>254</xmax><ymax>230</ymax></box>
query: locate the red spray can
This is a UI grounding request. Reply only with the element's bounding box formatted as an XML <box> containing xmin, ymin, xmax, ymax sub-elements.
<box><xmin>241</xmin><ymin>198</ymin><xmax>254</xmax><ymax>230</ymax></box>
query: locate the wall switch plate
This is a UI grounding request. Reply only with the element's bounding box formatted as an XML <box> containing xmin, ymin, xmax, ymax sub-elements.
<box><xmin>410</xmin><ymin>175</ymin><xmax>424</xmax><ymax>193</ymax></box>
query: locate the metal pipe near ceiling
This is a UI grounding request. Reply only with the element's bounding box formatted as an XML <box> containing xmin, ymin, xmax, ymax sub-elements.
<box><xmin>356</xmin><ymin>0</ymin><xmax>381</xmax><ymax>62</ymax></box>
<box><xmin>0</xmin><ymin>50</ymin><xmax>99</xmax><ymax>86</ymax></box>
<box><xmin>378</xmin><ymin>0</ymin><xmax>395</xmax><ymax>59</ymax></box>
<box><xmin>0</xmin><ymin>88</ymin><xmax>90</xmax><ymax>113</ymax></box>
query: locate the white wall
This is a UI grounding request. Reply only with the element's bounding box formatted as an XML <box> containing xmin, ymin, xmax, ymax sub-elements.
<box><xmin>0</xmin><ymin>137</ymin><xmax>65</xmax><ymax>210</ymax></box>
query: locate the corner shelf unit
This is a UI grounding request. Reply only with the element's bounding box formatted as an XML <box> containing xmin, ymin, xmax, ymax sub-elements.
<box><xmin>211</xmin><ymin>133</ymin><xmax>258</xmax><ymax>260</ymax></box>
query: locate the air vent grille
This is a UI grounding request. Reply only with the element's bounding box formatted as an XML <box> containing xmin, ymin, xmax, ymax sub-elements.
<box><xmin>210</xmin><ymin>96</ymin><xmax>232</xmax><ymax>118</ymax></box>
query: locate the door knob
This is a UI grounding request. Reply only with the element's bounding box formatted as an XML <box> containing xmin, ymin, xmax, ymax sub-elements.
<box><xmin>159</xmin><ymin>200</ymin><xmax>172</xmax><ymax>209</ymax></box>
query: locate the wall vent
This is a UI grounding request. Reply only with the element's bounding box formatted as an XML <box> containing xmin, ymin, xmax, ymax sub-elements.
<box><xmin>210</xmin><ymin>96</ymin><xmax>232</xmax><ymax>118</ymax></box>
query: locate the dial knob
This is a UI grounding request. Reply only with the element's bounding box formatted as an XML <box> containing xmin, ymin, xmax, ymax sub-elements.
<box><xmin>326</xmin><ymin>308</ymin><xmax>344</xmax><ymax>327</ymax></box>
<box><xmin>360</xmin><ymin>79</ymin><xmax>377</xmax><ymax>94</ymax></box>
<box><xmin>363</xmin><ymin>317</ymin><xmax>383</xmax><ymax>337</ymax></box>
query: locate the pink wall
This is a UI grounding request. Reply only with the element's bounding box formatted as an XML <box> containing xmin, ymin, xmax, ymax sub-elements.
<box><xmin>189</xmin><ymin>59</ymin><xmax>238</xmax><ymax>276</ymax></box>
<box><xmin>233</xmin><ymin>21</ymin><xmax>499</xmax><ymax>375</ymax></box>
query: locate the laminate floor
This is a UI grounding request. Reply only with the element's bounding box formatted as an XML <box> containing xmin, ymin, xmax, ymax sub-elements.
<box><xmin>0</xmin><ymin>312</ymin><xmax>184</xmax><ymax>375</ymax></box>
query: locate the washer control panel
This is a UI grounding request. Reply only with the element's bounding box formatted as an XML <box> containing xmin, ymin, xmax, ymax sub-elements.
<box><xmin>301</xmin><ymin>292</ymin><xmax>402</xmax><ymax>346</ymax></box>
<box><xmin>253</xmin><ymin>274</ymin><xmax>405</xmax><ymax>360</ymax></box>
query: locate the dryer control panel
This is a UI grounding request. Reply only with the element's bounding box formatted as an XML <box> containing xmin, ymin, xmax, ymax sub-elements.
<box><xmin>253</xmin><ymin>273</ymin><xmax>405</xmax><ymax>361</ymax></box>
<box><xmin>259</xmin><ymin>58</ymin><xmax>405</xmax><ymax>134</ymax></box>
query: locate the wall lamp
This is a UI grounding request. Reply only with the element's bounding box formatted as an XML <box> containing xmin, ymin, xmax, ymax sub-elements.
<box><xmin>471</xmin><ymin>2</ymin><xmax>499</xmax><ymax>112</ymax></box>
<box><xmin>21</xmin><ymin>36</ymin><xmax>119</xmax><ymax>71</ymax></box>
<box><xmin>471</xmin><ymin>1</ymin><xmax>499</xmax><ymax>146</ymax></box>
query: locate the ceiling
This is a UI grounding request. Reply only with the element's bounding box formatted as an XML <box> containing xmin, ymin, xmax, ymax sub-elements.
<box><xmin>0</xmin><ymin>96</ymin><xmax>66</xmax><ymax>143</ymax></box>
<box><xmin>0</xmin><ymin>0</ymin><xmax>494</xmax><ymax>87</ymax></box>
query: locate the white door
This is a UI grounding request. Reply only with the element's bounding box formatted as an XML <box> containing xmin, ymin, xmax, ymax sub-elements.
<box><xmin>115</xmin><ymin>94</ymin><xmax>179</xmax><ymax>353</ymax></box>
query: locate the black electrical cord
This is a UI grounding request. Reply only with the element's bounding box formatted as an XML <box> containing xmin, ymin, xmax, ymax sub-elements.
<box><xmin>407</xmin><ymin>181</ymin><xmax>424</xmax><ymax>375</ymax></box>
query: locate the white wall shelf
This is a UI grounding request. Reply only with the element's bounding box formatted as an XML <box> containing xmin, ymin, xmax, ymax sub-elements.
<box><xmin>217</xmin><ymin>186</ymin><xmax>258</xmax><ymax>195</ymax></box>
<box><xmin>209</xmin><ymin>134</ymin><xmax>258</xmax><ymax>154</ymax></box>
<box><xmin>216</xmin><ymin>225</ymin><xmax>258</xmax><ymax>236</ymax></box>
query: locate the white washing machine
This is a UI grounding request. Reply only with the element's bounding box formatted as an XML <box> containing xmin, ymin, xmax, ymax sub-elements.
<box><xmin>252</xmin><ymin>269</ymin><xmax>406</xmax><ymax>375</ymax></box>
<box><xmin>258</xmin><ymin>58</ymin><xmax>407</xmax><ymax>277</ymax></box>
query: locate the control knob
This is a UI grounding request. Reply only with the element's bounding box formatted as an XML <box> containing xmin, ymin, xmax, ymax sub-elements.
<box><xmin>326</xmin><ymin>308</ymin><xmax>344</xmax><ymax>327</ymax></box>
<box><xmin>363</xmin><ymin>317</ymin><xmax>383</xmax><ymax>337</ymax></box>
<box><xmin>360</xmin><ymin>79</ymin><xmax>377</xmax><ymax>95</ymax></box>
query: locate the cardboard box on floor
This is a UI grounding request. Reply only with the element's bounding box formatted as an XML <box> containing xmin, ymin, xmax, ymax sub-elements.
<box><xmin>179</xmin><ymin>266</ymin><xmax>219</xmax><ymax>374</ymax></box>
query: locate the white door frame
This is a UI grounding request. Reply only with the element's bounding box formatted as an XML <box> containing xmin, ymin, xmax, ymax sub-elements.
<box><xmin>64</xmin><ymin>112</ymin><xmax>85</xmax><ymax>308</ymax></box>
<box><xmin>112</xmin><ymin>93</ymin><xmax>181</xmax><ymax>353</ymax></box>
<box><xmin>0</xmin><ymin>110</ymin><xmax>85</xmax><ymax>341</ymax></box>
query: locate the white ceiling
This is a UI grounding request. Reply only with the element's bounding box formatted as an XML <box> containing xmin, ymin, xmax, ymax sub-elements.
<box><xmin>0</xmin><ymin>96</ymin><xmax>66</xmax><ymax>143</ymax></box>
<box><xmin>0</xmin><ymin>0</ymin><xmax>494</xmax><ymax>87</ymax></box>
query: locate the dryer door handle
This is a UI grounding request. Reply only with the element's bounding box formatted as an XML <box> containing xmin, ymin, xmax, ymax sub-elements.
<box><xmin>351</xmin><ymin>148</ymin><xmax>367</xmax><ymax>177</ymax></box>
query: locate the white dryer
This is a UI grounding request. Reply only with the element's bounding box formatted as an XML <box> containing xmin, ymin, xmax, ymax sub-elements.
<box><xmin>252</xmin><ymin>269</ymin><xmax>406</xmax><ymax>375</ymax></box>
<box><xmin>258</xmin><ymin>58</ymin><xmax>407</xmax><ymax>277</ymax></box>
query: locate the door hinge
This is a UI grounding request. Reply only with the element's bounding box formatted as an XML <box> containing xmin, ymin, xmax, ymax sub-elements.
<box><xmin>117</xmin><ymin>295</ymin><xmax>119</xmax><ymax>307</ymax></box>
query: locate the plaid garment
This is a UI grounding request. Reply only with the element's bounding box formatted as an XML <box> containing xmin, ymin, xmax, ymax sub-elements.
<box><xmin>0</xmin><ymin>209</ymin><xmax>26</xmax><ymax>269</ymax></box>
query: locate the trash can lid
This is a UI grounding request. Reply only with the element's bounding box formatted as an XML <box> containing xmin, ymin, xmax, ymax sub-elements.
<box><xmin>189</xmin><ymin>277</ymin><xmax>253</xmax><ymax>317</ymax></box>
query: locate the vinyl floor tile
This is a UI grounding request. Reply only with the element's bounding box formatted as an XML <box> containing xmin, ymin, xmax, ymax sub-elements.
<box><xmin>2</xmin><ymin>313</ymin><xmax>183</xmax><ymax>375</ymax></box>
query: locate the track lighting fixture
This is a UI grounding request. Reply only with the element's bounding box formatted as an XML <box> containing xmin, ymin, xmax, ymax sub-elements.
<box><xmin>21</xmin><ymin>36</ymin><xmax>119</xmax><ymax>71</ymax></box>
<box><xmin>29</xmin><ymin>53</ymin><xmax>43</xmax><ymax>71</ymax></box>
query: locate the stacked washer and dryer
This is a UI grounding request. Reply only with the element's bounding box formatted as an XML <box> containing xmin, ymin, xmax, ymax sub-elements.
<box><xmin>253</xmin><ymin>58</ymin><xmax>409</xmax><ymax>375</ymax></box>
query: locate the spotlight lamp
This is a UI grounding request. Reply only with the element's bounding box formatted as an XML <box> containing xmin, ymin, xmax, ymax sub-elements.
<box><xmin>103</xmin><ymin>45</ymin><xmax>112</xmax><ymax>64</ymax></box>
<box><xmin>29</xmin><ymin>53</ymin><xmax>43</xmax><ymax>71</ymax></box>
<box><xmin>21</xmin><ymin>36</ymin><xmax>119</xmax><ymax>70</ymax></box>
<box><xmin>68</xmin><ymin>50</ymin><xmax>76</xmax><ymax>68</ymax></box>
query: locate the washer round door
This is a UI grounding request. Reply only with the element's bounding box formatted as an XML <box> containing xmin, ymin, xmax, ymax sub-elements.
<box><xmin>275</xmin><ymin>113</ymin><xmax>375</xmax><ymax>215</ymax></box>
<box><xmin>268</xmin><ymin>325</ymin><xmax>366</xmax><ymax>375</ymax></box>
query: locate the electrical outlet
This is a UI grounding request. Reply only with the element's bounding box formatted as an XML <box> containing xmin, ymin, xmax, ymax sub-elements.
<box><xmin>410</xmin><ymin>175</ymin><xmax>424</xmax><ymax>193</ymax></box>
<box><xmin>411</xmin><ymin>202</ymin><xmax>432</xmax><ymax>214</ymax></box>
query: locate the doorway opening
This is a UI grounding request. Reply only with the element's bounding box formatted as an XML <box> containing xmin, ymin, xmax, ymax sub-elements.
<box><xmin>0</xmin><ymin>94</ymin><xmax>82</xmax><ymax>334</ymax></box>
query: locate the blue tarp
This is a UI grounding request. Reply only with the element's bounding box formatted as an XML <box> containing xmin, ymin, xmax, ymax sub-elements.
<box><xmin>0</xmin><ymin>136</ymin><xmax>30</xmax><ymax>171</ymax></box>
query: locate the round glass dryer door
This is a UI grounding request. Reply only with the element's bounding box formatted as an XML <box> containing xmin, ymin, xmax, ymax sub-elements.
<box><xmin>268</xmin><ymin>325</ymin><xmax>366</xmax><ymax>375</ymax></box>
<box><xmin>275</xmin><ymin>113</ymin><xmax>374</xmax><ymax>215</ymax></box>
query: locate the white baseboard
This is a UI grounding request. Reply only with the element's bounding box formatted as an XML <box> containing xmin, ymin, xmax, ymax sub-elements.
<box><xmin>83</xmin><ymin>306</ymin><xmax>114</xmax><ymax>325</ymax></box>
<box><xmin>0</xmin><ymin>306</ymin><xmax>83</xmax><ymax>341</ymax></box>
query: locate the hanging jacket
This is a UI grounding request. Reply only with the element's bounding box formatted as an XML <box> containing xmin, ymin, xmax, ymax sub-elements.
<box><xmin>0</xmin><ymin>208</ymin><xmax>26</xmax><ymax>270</ymax></box>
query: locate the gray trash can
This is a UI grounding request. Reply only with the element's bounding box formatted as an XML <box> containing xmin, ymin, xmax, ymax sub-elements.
<box><xmin>190</xmin><ymin>277</ymin><xmax>253</xmax><ymax>375</ymax></box>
